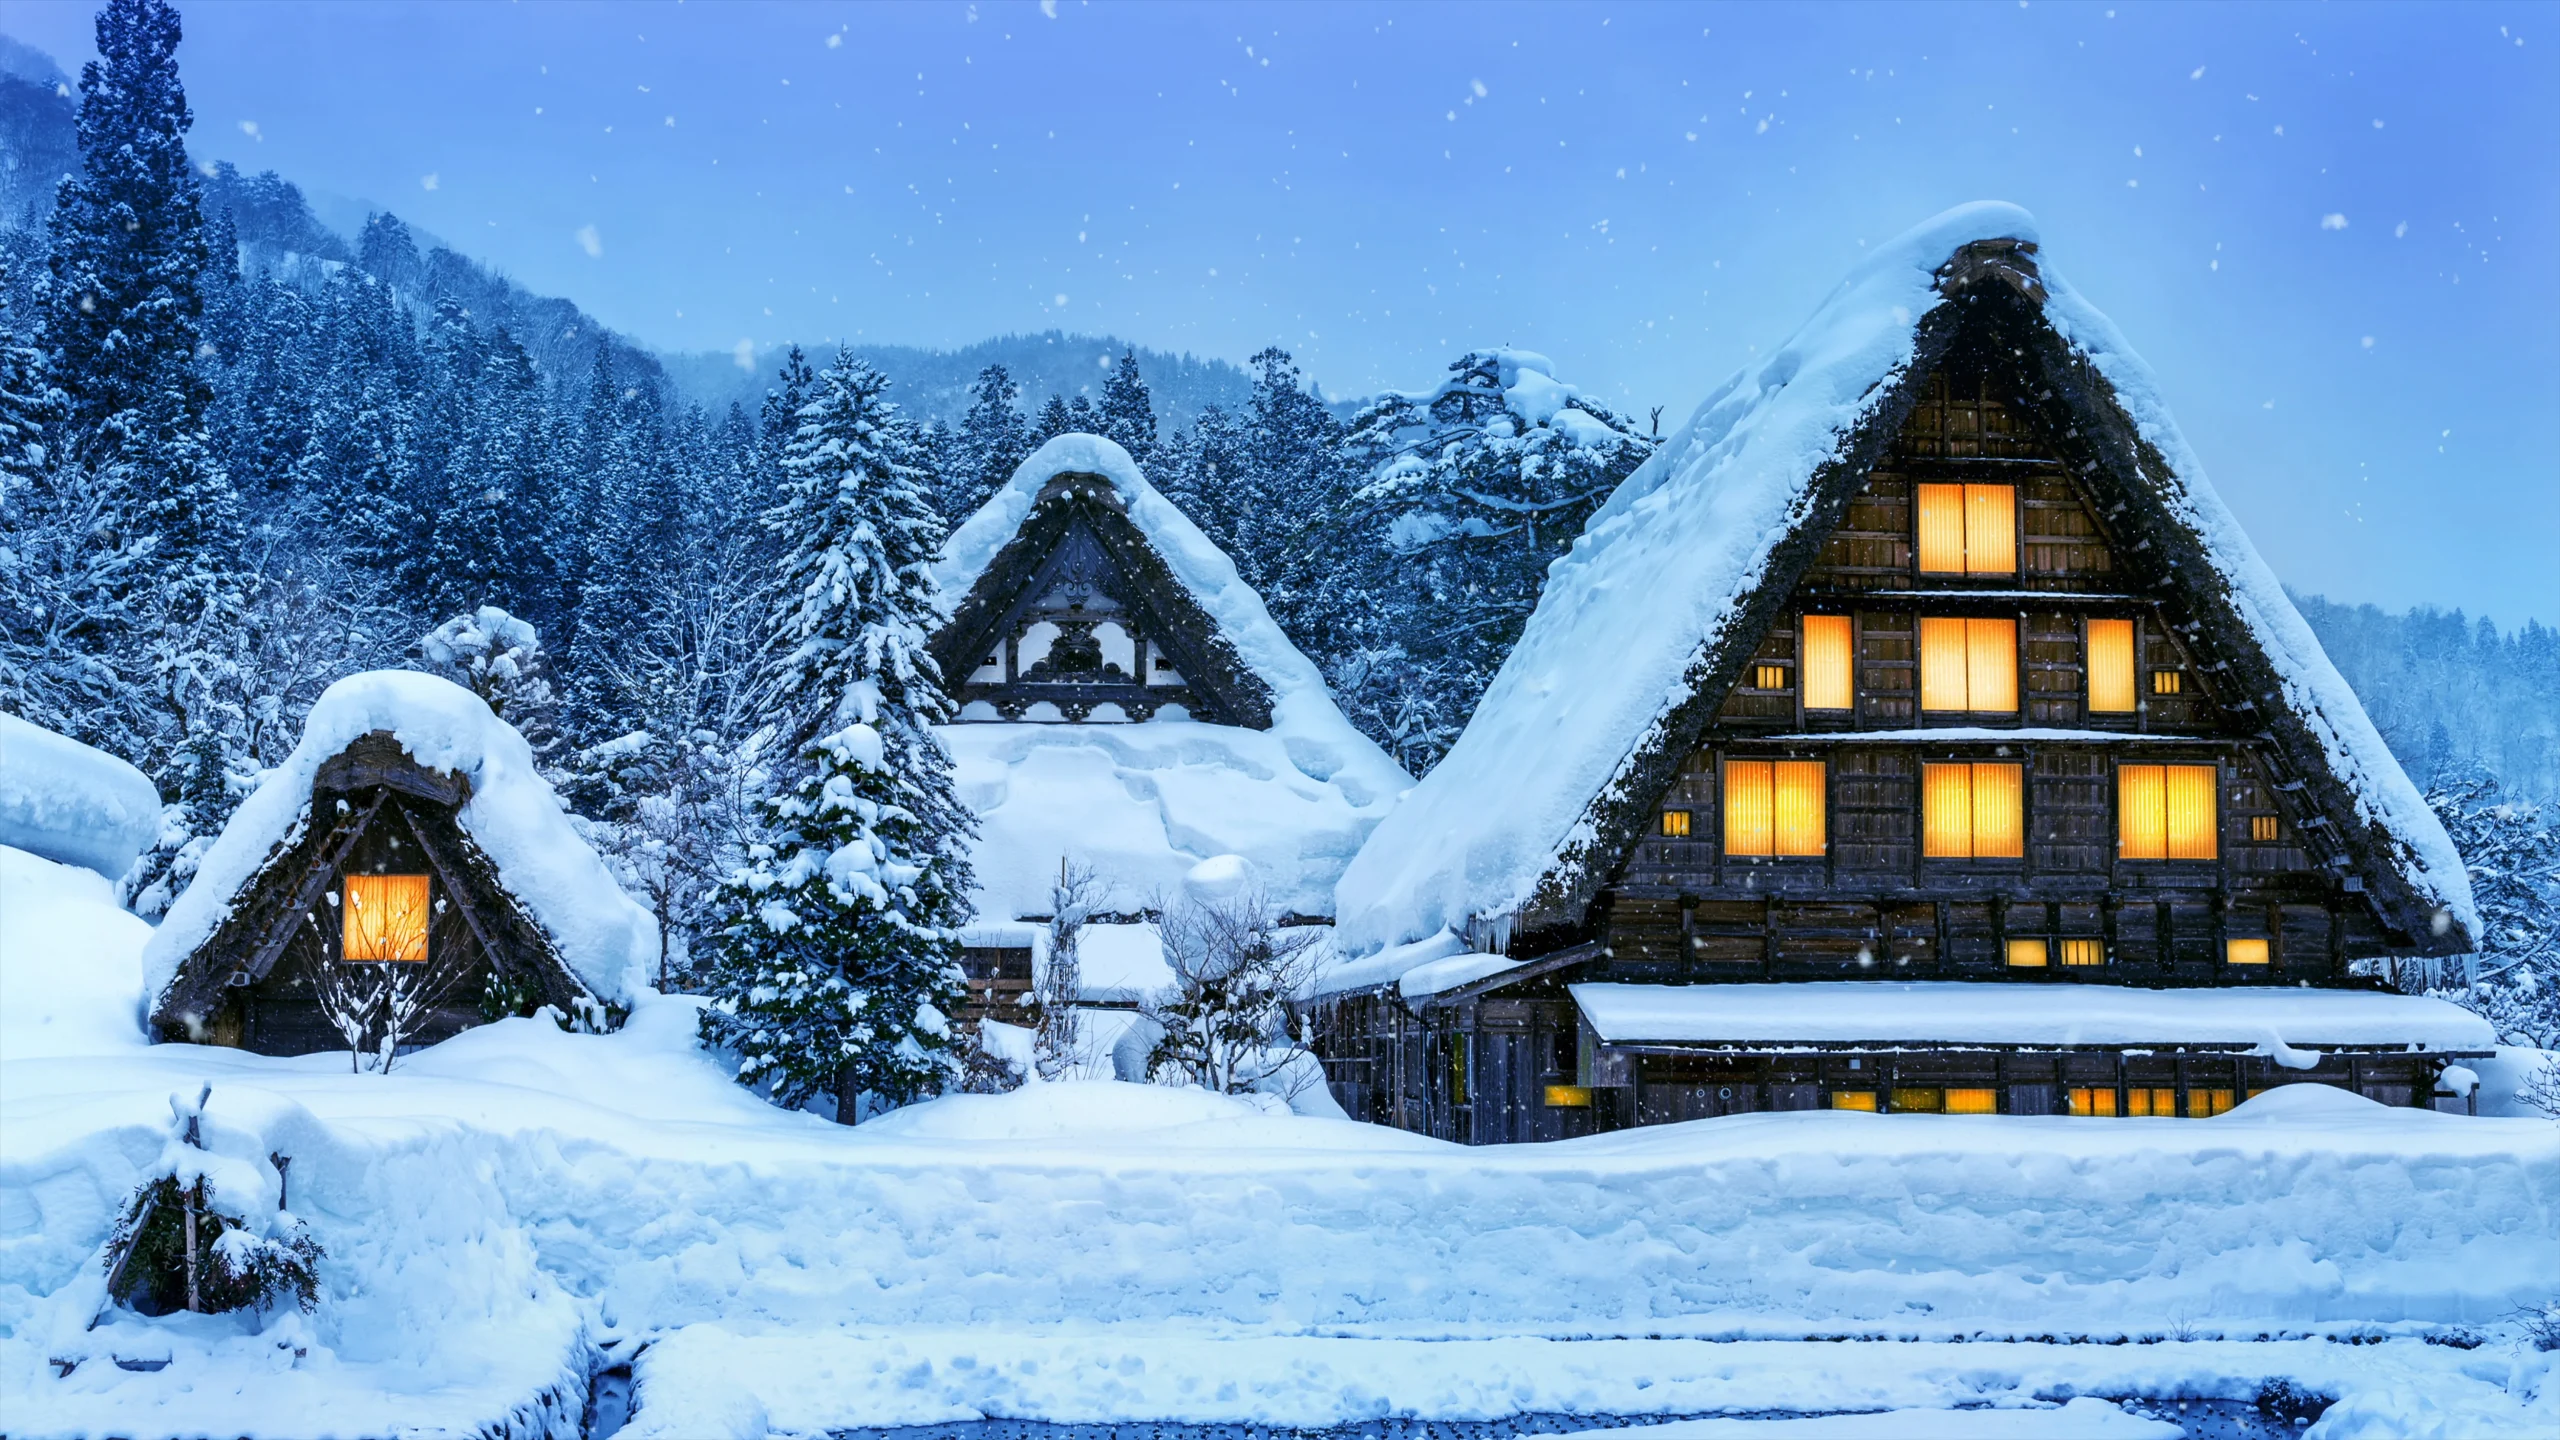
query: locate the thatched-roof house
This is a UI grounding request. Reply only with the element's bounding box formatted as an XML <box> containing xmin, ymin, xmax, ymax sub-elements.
<box><xmin>1313</xmin><ymin>203</ymin><xmax>2488</xmax><ymax>1142</ymax></box>
<box><xmin>144</xmin><ymin>672</ymin><xmax>656</xmax><ymax>1055</ymax></box>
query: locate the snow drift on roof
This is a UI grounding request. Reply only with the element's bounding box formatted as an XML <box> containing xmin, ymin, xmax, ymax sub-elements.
<box><xmin>142</xmin><ymin>671</ymin><xmax>657</xmax><ymax>1008</ymax></box>
<box><xmin>0</xmin><ymin>711</ymin><xmax>161</xmax><ymax>882</ymax></box>
<box><xmin>934</xmin><ymin>433</ymin><xmax>1409</xmax><ymax>921</ymax></box>
<box><xmin>1334</xmin><ymin>201</ymin><xmax>2473</xmax><ymax>956</ymax></box>
<box><xmin>1570</xmin><ymin>981</ymin><xmax>2497</xmax><ymax>1052</ymax></box>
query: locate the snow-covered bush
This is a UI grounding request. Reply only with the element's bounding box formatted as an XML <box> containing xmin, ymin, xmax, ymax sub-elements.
<box><xmin>1143</xmin><ymin>874</ymin><xmax>1320</xmax><ymax>1096</ymax></box>
<box><xmin>2417</xmin><ymin>766</ymin><xmax>2560</xmax><ymax>1048</ymax></box>
<box><xmin>416</xmin><ymin>606</ymin><xmax>556</xmax><ymax>731</ymax></box>
<box><xmin>103</xmin><ymin>1088</ymin><xmax>321</xmax><ymax>1318</ymax></box>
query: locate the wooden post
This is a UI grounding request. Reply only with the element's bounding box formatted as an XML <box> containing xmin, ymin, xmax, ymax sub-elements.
<box><xmin>182</xmin><ymin>1181</ymin><xmax>201</xmax><ymax>1314</ymax></box>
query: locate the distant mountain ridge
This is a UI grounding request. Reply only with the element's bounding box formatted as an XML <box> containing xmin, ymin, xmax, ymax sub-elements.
<box><xmin>663</xmin><ymin>334</ymin><xmax>1256</xmax><ymax>433</ymax></box>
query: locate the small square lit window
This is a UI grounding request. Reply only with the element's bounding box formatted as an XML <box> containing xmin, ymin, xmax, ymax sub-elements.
<box><xmin>1755</xmin><ymin>663</ymin><xmax>1788</xmax><ymax>691</ymax></box>
<box><xmin>2059</xmin><ymin>938</ymin><xmax>2105</xmax><ymax>967</ymax></box>
<box><xmin>2250</xmin><ymin>815</ymin><xmax>2281</xmax><ymax>842</ymax></box>
<box><xmin>1543</xmin><ymin>1085</ymin><xmax>1594</xmax><ymax>1108</ymax></box>
<box><xmin>2005</xmin><ymin>938</ymin><xmax>2049</xmax><ymax>968</ymax></box>
<box><xmin>2226</xmin><ymin>938</ymin><xmax>2271</xmax><ymax>965</ymax></box>
<box><xmin>1660</xmin><ymin>809</ymin><xmax>1692</xmax><ymax>838</ymax></box>
<box><xmin>2151</xmin><ymin>670</ymin><xmax>2184</xmax><ymax>696</ymax></box>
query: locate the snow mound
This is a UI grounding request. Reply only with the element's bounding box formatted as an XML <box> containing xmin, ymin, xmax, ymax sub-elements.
<box><xmin>140</xmin><ymin>670</ymin><xmax>658</xmax><ymax>1009</ymax></box>
<box><xmin>854</xmin><ymin>1078</ymin><xmax>1289</xmax><ymax>1141</ymax></box>
<box><xmin>0</xmin><ymin>845</ymin><xmax>150</xmax><ymax>1058</ymax></box>
<box><xmin>0</xmin><ymin>711</ymin><xmax>161</xmax><ymax>882</ymax></box>
<box><xmin>1334</xmin><ymin>201</ymin><xmax>2472</xmax><ymax>953</ymax></box>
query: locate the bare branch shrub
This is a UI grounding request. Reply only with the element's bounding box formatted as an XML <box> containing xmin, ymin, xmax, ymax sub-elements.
<box><xmin>1141</xmin><ymin>883</ymin><xmax>1320</xmax><ymax>1097</ymax></box>
<box><xmin>1033</xmin><ymin>859</ymin><xmax>1102</xmax><ymax>1081</ymax></box>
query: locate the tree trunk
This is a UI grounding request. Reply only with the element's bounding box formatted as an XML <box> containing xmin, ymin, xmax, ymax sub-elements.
<box><xmin>832</xmin><ymin>1064</ymin><xmax>861</xmax><ymax>1126</ymax></box>
<box><xmin>182</xmin><ymin>1182</ymin><xmax>201</xmax><ymax>1314</ymax></box>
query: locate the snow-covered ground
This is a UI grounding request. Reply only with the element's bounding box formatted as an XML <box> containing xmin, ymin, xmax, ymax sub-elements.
<box><xmin>4</xmin><ymin>839</ymin><xmax>2556</xmax><ymax>1437</ymax></box>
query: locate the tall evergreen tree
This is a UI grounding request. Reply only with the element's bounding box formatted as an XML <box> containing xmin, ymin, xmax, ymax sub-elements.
<box><xmin>945</xmin><ymin>362</ymin><xmax>1028</xmax><ymax>519</ymax></box>
<box><xmin>1029</xmin><ymin>392</ymin><xmax>1074</xmax><ymax>447</ymax></box>
<box><xmin>700</xmin><ymin>352</ymin><xmax>974</xmax><ymax>1119</ymax></box>
<box><xmin>1096</xmin><ymin>347</ymin><xmax>1157</xmax><ymax>464</ymax></box>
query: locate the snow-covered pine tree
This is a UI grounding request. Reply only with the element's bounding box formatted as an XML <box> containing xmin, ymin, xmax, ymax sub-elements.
<box><xmin>700</xmin><ymin>351</ymin><xmax>976</xmax><ymax>1119</ymax></box>
<box><xmin>946</xmin><ymin>362</ymin><xmax>1028</xmax><ymax>520</ymax></box>
<box><xmin>1333</xmin><ymin>350</ymin><xmax>1654</xmax><ymax>772</ymax></box>
<box><xmin>43</xmin><ymin>0</ymin><xmax>261</xmax><ymax>908</ymax></box>
<box><xmin>2422</xmin><ymin>765</ymin><xmax>2560</xmax><ymax>1049</ymax></box>
<box><xmin>1096</xmin><ymin>347</ymin><xmax>1157</xmax><ymax>465</ymax></box>
<box><xmin>1030</xmin><ymin>392</ymin><xmax>1074</xmax><ymax>446</ymax></box>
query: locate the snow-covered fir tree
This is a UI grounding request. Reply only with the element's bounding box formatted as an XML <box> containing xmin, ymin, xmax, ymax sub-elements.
<box><xmin>1331</xmin><ymin>350</ymin><xmax>1653</xmax><ymax>772</ymax></box>
<box><xmin>699</xmin><ymin>351</ymin><xmax>975</xmax><ymax>1119</ymax></box>
<box><xmin>2421</xmin><ymin>765</ymin><xmax>2560</xmax><ymax>1049</ymax></box>
<box><xmin>940</xmin><ymin>362</ymin><xmax>1028</xmax><ymax>521</ymax></box>
<box><xmin>1029</xmin><ymin>391</ymin><xmax>1074</xmax><ymax>447</ymax></box>
<box><xmin>1097</xmin><ymin>347</ymin><xmax>1157</xmax><ymax>464</ymax></box>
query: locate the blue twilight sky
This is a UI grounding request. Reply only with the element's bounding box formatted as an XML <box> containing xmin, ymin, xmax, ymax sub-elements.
<box><xmin>8</xmin><ymin>1</ymin><xmax>2555</xmax><ymax>626</ymax></box>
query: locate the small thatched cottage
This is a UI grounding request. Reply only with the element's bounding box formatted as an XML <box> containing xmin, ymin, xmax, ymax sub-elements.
<box><xmin>144</xmin><ymin>672</ymin><xmax>656</xmax><ymax>1055</ymax></box>
<box><xmin>1315</xmin><ymin>203</ymin><xmax>2492</xmax><ymax>1143</ymax></box>
<box><xmin>928</xmin><ymin>433</ymin><xmax>1411</xmax><ymax>1020</ymax></box>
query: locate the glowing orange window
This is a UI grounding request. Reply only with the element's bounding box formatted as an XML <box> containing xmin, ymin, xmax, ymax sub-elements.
<box><xmin>1724</xmin><ymin>760</ymin><xmax>1826</xmax><ymax>858</ymax></box>
<box><xmin>2119</xmin><ymin>764</ymin><xmax>2218</xmax><ymax>861</ymax></box>
<box><xmin>1916</xmin><ymin>483</ymin><xmax>2017</xmax><ymax>575</ymax></box>
<box><xmin>343</xmin><ymin>874</ymin><xmax>431</xmax><ymax>962</ymax></box>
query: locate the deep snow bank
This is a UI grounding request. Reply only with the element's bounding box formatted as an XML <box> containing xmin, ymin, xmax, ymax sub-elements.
<box><xmin>0</xmin><ymin>846</ymin><xmax>150</xmax><ymax>1059</ymax></box>
<box><xmin>0</xmin><ymin>714</ymin><xmax>160</xmax><ymax>883</ymax></box>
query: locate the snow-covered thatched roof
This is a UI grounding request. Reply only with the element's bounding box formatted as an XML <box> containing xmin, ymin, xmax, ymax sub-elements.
<box><xmin>932</xmin><ymin>434</ymin><xmax>1410</xmax><ymax>920</ymax></box>
<box><xmin>144</xmin><ymin>671</ymin><xmax>657</xmax><ymax>1009</ymax></box>
<box><xmin>1334</xmin><ymin>201</ymin><xmax>2474</xmax><ymax>958</ymax></box>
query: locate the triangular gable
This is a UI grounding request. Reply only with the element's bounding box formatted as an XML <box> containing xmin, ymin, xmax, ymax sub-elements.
<box><xmin>1335</xmin><ymin>203</ymin><xmax>2473</xmax><ymax>960</ymax></box>
<box><xmin>931</xmin><ymin>469</ymin><xmax>1276</xmax><ymax>727</ymax></box>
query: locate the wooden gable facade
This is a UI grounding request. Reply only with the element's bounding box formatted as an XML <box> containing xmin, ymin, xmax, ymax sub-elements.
<box><xmin>151</xmin><ymin>732</ymin><xmax>599</xmax><ymax>1055</ymax></box>
<box><xmin>930</xmin><ymin>470</ymin><xmax>1275</xmax><ymax>728</ymax></box>
<box><xmin>1311</xmin><ymin>239</ymin><xmax>2483</xmax><ymax>1143</ymax></box>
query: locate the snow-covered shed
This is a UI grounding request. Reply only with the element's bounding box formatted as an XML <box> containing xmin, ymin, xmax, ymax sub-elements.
<box><xmin>1313</xmin><ymin>203</ymin><xmax>2483</xmax><ymax>1143</ymax></box>
<box><xmin>929</xmin><ymin>433</ymin><xmax>1409</xmax><ymax>1010</ymax></box>
<box><xmin>145</xmin><ymin>672</ymin><xmax>656</xmax><ymax>1055</ymax></box>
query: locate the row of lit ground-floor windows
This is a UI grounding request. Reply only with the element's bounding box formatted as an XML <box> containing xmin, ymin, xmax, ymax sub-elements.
<box><xmin>1668</xmin><ymin>759</ymin><xmax>2260</xmax><ymax>861</ymax></box>
<box><xmin>1769</xmin><ymin>612</ymin><xmax>2181</xmax><ymax>715</ymax></box>
<box><xmin>1540</xmin><ymin>1083</ymin><xmax>2284</xmax><ymax>1114</ymax></box>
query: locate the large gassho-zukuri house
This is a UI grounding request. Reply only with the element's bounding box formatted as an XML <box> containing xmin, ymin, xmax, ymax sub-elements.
<box><xmin>930</xmin><ymin>433</ymin><xmax>1410</xmax><ymax>1022</ymax></box>
<box><xmin>1315</xmin><ymin>203</ymin><xmax>2490</xmax><ymax>1143</ymax></box>
<box><xmin>144</xmin><ymin>672</ymin><xmax>656</xmax><ymax>1055</ymax></box>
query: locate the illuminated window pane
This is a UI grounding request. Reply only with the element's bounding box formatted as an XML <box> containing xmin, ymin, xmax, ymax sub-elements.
<box><xmin>1916</xmin><ymin>484</ymin><xmax>1967</xmax><ymax>573</ymax></box>
<box><xmin>2191</xmin><ymin>1088</ymin><xmax>2237</xmax><ymax>1117</ymax></box>
<box><xmin>2226</xmin><ymin>938</ymin><xmax>2270</xmax><ymax>966</ymax></box>
<box><xmin>1543</xmin><ymin>1085</ymin><xmax>1594</xmax><ymax>1108</ymax></box>
<box><xmin>2069</xmin><ymin>1086</ymin><xmax>2119</xmax><ymax>1117</ymax></box>
<box><xmin>1921</xmin><ymin>618</ymin><xmax>2016</xmax><ymax>712</ymax></box>
<box><xmin>1923</xmin><ymin>763</ymin><xmax>1975</xmax><ymax>859</ymax></box>
<box><xmin>343</xmin><ymin>873</ymin><xmax>431</xmax><ymax>963</ymax></box>
<box><xmin>1660</xmin><ymin>808</ymin><xmax>1692</xmax><ymax>838</ymax></box>
<box><xmin>2251</xmin><ymin>815</ymin><xmax>2281</xmax><ymax>843</ymax></box>
<box><xmin>2152</xmin><ymin>669</ymin><xmax>2184</xmax><ymax>695</ymax></box>
<box><xmin>1970</xmin><ymin>762</ymin><xmax>2024</xmax><ymax>858</ymax></box>
<box><xmin>1755</xmin><ymin>663</ymin><xmax>1788</xmax><ymax>691</ymax></box>
<box><xmin>1945</xmin><ymin>1087</ymin><xmax>1998</xmax><ymax>1115</ymax></box>
<box><xmin>2127</xmin><ymin>1087</ymin><xmax>2176</xmax><ymax>1118</ymax></box>
<box><xmin>2118</xmin><ymin>764</ymin><xmax>2168</xmax><ymax>860</ymax></box>
<box><xmin>1830</xmin><ymin>1091</ymin><xmax>1879</xmax><ymax>1111</ymax></box>
<box><xmin>2006</xmin><ymin>938</ymin><xmax>2050</xmax><ymax>968</ymax></box>
<box><xmin>1892</xmin><ymin>1087</ymin><xmax>1945</xmax><ymax>1113</ymax></box>
<box><xmin>1919</xmin><ymin>618</ymin><xmax>1971</xmax><ymax>711</ymax></box>
<box><xmin>1924</xmin><ymin>762</ymin><xmax>2021</xmax><ymax>859</ymax></box>
<box><xmin>2059</xmin><ymin>938</ymin><xmax>2105</xmax><ymax>967</ymax></box>
<box><xmin>1916</xmin><ymin>483</ymin><xmax>2016</xmax><ymax>574</ymax></box>
<box><xmin>2087</xmin><ymin>619</ymin><xmax>2136</xmax><ymax>713</ymax></box>
<box><xmin>1963</xmin><ymin>484</ymin><xmax>2017</xmax><ymax>574</ymax></box>
<box><xmin>1773</xmin><ymin>761</ymin><xmax>1827</xmax><ymax>857</ymax></box>
<box><xmin>1802</xmin><ymin>616</ymin><xmax>1854</xmax><ymax>710</ymax></box>
<box><xmin>1966</xmin><ymin>618</ymin><xmax>2018</xmax><ymax>713</ymax></box>
<box><xmin>1724</xmin><ymin>760</ymin><xmax>1775</xmax><ymax>857</ymax></box>
<box><xmin>2166</xmin><ymin>764</ymin><xmax>2218</xmax><ymax>860</ymax></box>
